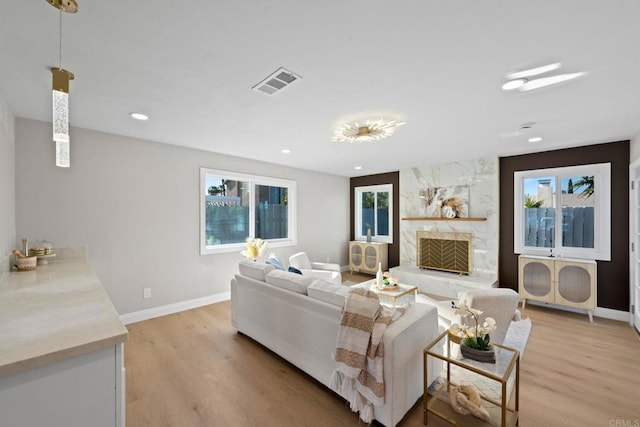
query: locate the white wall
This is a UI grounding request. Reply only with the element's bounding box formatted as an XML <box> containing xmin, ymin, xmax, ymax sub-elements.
<box><xmin>0</xmin><ymin>91</ymin><xmax>15</xmax><ymax>258</ymax></box>
<box><xmin>631</xmin><ymin>131</ymin><xmax>640</xmax><ymax>163</ymax></box>
<box><xmin>15</xmin><ymin>118</ymin><xmax>350</xmax><ymax>315</ymax></box>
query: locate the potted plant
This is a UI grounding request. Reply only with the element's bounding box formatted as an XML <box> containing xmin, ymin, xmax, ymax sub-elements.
<box><xmin>451</xmin><ymin>302</ymin><xmax>497</xmax><ymax>363</ymax></box>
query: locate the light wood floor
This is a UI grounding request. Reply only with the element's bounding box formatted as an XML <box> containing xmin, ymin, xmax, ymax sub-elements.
<box><xmin>125</xmin><ymin>276</ymin><xmax>640</xmax><ymax>426</ymax></box>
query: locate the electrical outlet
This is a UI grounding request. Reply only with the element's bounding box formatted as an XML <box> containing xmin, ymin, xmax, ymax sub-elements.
<box><xmin>143</xmin><ymin>288</ymin><xmax>151</xmax><ymax>299</ymax></box>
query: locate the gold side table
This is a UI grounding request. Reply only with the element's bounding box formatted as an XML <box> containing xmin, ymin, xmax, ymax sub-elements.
<box><xmin>423</xmin><ymin>330</ymin><xmax>520</xmax><ymax>426</ymax></box>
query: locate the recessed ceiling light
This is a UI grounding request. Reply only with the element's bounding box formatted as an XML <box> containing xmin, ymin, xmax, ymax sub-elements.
<box><xmin>129</xmin><ymin>112</ymin><xmax>149</xmax><ymax>121</ymax></box>
<box><xmin>528</xmin><ymin>137</ymin><xmax>543</xmax><ymax>143</ymax></box>
<box><xmin>281</xmin><ymin>149</ymin><xmax>291</xmax><ymax>154</ymax></box>
<box><xmin>354</xmin><ymin>166</ymin><xmax>362</xmax><ymax>170</ymax></box>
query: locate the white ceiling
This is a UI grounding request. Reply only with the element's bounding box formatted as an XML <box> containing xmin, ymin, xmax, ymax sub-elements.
<box><xmin>2</xmin><ymin>1</ymin><xmax>640</xmax><ymax>177</ymax></box>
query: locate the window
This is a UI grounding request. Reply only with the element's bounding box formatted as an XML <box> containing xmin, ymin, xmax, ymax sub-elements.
<box><xmin>200</xmin><ymin>168</ymin><xmax>296</xmax><ymax>255</ymax></box>
<box><xmin>355</xmin><ymin>184</ymin><xmax>393</xmax><ymax>244</ymax></box>
<box><xmin>514</xmin><ymin>163</ymin><xmax>611</xmax><ymax>260</ymax></box>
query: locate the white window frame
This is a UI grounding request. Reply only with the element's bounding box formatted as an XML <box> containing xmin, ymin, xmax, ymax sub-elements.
<box><xmin>513</xmin><ymin>163</ymin><xmax>611</xmax><ymax>261</ymax></box>
<box><xmin>200</xmin><ymin>168</ymin><xmax>297</xmax><ymax>255</ymax></box>
<box><xmin>355</xmin><ymin>184</ymin><xmax>393</xmax><ymax>244</ymax></box>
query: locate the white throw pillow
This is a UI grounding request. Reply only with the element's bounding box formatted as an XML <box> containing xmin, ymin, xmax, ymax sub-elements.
<box><xmin>238</xmin><ymin>259</ymin><xmax>275</xmax><ymax>282</ymax></box>
<box><xmin>265</xmin><ymin>269</ymin><xmax>314</xmax><ymax>294</ymax></box>
<box><xmin>307</xmin><ymin>279</ymin><xmax>349</xmax><ymax>307</ymax></box>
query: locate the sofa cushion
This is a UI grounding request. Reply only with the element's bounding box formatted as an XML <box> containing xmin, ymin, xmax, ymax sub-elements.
<box><xmin>265</xmin><ymin>269</ymin><xmax>314</xmax><ymax>294</ymax></box>
<box><xmin>307</xmin><ymin>279</ymin><xmax>349</xmax><ymax>307</ymax></box>
<box><xmin>239</xmin><ymin>259</ymin><xmax>275</xmax><ymax>282</ymax></box>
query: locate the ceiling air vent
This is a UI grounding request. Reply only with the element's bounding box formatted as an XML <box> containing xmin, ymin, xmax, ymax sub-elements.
<box><xmin>252</xmin><ymin>67</ymin><xmax>301</xmax><ymax>95</ymax></box>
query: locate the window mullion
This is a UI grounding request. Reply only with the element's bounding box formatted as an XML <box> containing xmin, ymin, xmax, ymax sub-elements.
<box><xmin>555</xmin><ymin>176</ymin><xmax>561</xmax><ymax>251</ymax></box>
<box><xmin>373</xmin><ymin>191</ymin><xmax>378</xmax><ymax>236</ymax></box>
<box><xmin>248</xmin><ymin>182</ymin><xmax>255</xmax><ymax>238</ymax></box>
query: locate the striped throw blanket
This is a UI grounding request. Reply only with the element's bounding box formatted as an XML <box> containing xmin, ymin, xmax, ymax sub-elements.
<box><xmin>330</xmin><ymin>287</ymin><xmax>405</xmax><ymax>423</ymax></box>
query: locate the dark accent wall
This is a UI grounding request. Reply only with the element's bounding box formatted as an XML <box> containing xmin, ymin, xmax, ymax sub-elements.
<box><xmin>499</xmin><ymin>141</ymin><xmax>629</xmax><ymax>311</ymax></box>
<box><xmin>350</xmin><ymin>172</ymin><xmax>400</xmax><ymax>268</ymax></box>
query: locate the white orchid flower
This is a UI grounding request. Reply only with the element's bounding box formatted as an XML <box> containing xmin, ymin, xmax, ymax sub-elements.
<box><xmin>469</xmin><ymin>307</ymin><xmax>483</xmax><ymax>317</ymax></box>
<box><xmin>483</xmin><ymin>317</ymin><xmax>497</xmax><ymax>329</ymax></box>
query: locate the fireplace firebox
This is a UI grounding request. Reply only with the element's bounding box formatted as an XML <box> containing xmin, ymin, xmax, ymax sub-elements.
<box><xmin>416</xmin><ymin>231</ymin><xmax>471</xmax><ymax>275</ymax></box>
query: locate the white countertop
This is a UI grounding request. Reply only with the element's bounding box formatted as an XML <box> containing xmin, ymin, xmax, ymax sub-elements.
<box><xmin>0</xmin><ymin>258</ymin><xmax>128</xmax><ymax>376</ymax></box>
<box><xmin>518</xmin><ymin>254</ymin><xmax>597</xmax><ymax>264</ymax></box>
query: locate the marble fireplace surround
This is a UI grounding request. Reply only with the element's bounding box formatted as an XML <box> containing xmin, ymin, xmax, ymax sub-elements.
<box><xmin>390</xmin><ymin>157</ymin><xmax>499</xmax><ymax>298</ymax></box>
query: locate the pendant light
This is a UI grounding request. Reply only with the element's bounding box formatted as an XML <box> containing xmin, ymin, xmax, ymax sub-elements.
<box><xmin>47</xmin><ymin>0</ymin><xmax>78</xmax><ymax>167</ymax></box>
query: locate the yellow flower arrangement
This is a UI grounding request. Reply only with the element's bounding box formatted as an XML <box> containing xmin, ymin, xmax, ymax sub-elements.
<box><xmin>241</xmin><ymin>237</ymin><xmax>268</xmax><ymax>261</ymax></box>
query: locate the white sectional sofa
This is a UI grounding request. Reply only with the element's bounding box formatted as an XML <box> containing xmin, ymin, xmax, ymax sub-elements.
<box><xmin>231</xmin><ymin>260</ymin><xmax>440</xmax><ymax>427</ymax></box>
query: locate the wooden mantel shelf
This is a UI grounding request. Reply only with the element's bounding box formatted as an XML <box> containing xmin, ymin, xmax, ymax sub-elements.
<box><xmin>401</xmin><ymin>217</ymin><xmax>487</xmax><ymax>221</ymax></box>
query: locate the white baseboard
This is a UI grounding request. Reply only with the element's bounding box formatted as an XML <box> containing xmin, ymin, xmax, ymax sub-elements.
<box><xmin>119</xmin><ymin>292</ymin><xmax>230</xmax><ymax>325</ymax></box>
<box><xmin>526</xmin><ymin>300</ymin><xmax>630</xmax><ymax>322</ymax></box>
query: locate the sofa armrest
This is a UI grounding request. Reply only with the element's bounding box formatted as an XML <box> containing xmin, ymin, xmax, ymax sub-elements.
<box><xmin>375</xmin><ymin>303</ymin><xmax>440</xmax><ymax>426</ymax></box>
<box><xmin>310</xmin><ymin>261</ymin><xmax>341</xmax><ymax>272</ymax></box>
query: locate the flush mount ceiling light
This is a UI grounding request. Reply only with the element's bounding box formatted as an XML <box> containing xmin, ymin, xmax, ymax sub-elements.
<box><xmin>501</xmin><ymin>78</ymin><xmax>527</xmax><ymax>91</ymax></box>
<box><xmin>47</xmin><ymin>0</ymin><xmax>78</xmax><ymax>168</ymax></box>
<box><xmin>502</xmin><ymin>62</ymin><xmax>586</xmax><ymax>92</ymax></box>
<box><xmin>332</xmin><ymin>119</ymin><xmax>405</xmax><ymax>143</ymax></box>
<box><xmin>252</xmin><ymin>67</ymin><xmax>301</xmax><ymax>95</ymax></box>
<box><xmin>47</xmin><ymin>0</ymin><xmax>77</xmax><ymax>13</ymax></box>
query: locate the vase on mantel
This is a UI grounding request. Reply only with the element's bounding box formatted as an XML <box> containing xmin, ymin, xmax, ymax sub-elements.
<box><xmin>460</xmin><ymin>343</ymin><xmax>496</xmax><ymax>363</ymax></box>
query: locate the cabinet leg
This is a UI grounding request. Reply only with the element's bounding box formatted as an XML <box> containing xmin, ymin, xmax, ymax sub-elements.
<box><xmin>521</xmin><ymin>298</ymin><xmax>527</xmax><ymax>310</ymax></box>
<box><xmin>588</xmin><ymin>310</ymin><xmax>594</xmax><ymax>323</ymax></box>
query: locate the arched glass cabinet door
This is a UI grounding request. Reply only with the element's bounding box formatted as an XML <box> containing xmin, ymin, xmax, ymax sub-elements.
<box><xmin>364</xmin><ymin>245</ymin><xmax>378</xmax><ymax>270</ymax></box>
<box><xmin>521</xmin><ymin>259</ymin><xmax>553</xmax><ymax>300</ymax></box>
<box><xmin>350</xmin><ymin>244</ymin><xmax>362</xmax><ymax>268</ymax></box>
<box><xmin>557</xmin><ymin>265</ymin><xmax>591</xmax><ymax>304</ymax></box>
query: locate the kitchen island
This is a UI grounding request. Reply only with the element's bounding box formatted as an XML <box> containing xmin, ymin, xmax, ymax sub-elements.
<box><xmin>0</xmin><ymin>253</ymin><xmax>128</xmax><ymax>427</ymax></box>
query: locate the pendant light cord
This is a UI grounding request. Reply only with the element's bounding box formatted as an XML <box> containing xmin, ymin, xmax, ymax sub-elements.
<box><xmin>58</xmin><ymin>7</ymin><xmax>63</xmax><ymax>69</ymax></box>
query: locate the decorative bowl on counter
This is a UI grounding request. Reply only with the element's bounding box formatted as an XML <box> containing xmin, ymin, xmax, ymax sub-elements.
<box><xmin>16</xmin><ymin>256</ymin><xmax>38</xmax><ymax>271</ymax></box>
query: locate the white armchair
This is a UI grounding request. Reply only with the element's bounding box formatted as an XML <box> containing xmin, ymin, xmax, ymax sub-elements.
<box><xmin>454</xmin><ymin>288</ymin><xmax>521</xmax><ymax>346</ymax></box>
<box><xmin>289</xmin><ymin>252</ymin><xmax>342</xmax><ymax>285</ymax></box>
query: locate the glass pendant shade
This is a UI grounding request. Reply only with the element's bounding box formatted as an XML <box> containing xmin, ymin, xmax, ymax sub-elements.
<box><xmin>51</xmin><ymin>68</ymin><xmax>74</xmax><ymax>167</ymax></box>
<box><xmin>52</xmin><ymin>89</ymin><xmax>69</xmax><ymax>143</ymax></box>
<box><xmin>55</xmin><ymin>139</ymin><xmax>70</xmax><ymax>167</ymax></box>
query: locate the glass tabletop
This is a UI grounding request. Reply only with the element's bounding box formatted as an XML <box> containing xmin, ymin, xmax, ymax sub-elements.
<box><xmin>351</xmin><ymin>279</ymin><xmax>417</xmax><ymax>297</ymax></box>
<box><xmin>426</xmin><ymin>330</ymin><xmax>519</xmax><ymax>382</ymax></box>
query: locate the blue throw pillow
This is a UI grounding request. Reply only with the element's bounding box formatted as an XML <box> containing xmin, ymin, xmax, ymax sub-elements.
<box><xmin>288</xmin><ymin>266</ymin><xmax>303</xmax><ymax>275</ymax></box>
<box><xmin>266</xmin><ymin>254</ymin><xmax>284</xmax><ymax>270</ymax></box>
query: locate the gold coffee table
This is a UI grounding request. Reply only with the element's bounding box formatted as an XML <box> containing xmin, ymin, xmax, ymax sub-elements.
<box><xmin>351</xmin><ymin>280</ymin><xmax>418</xmax><ymax>307</ymax></box>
